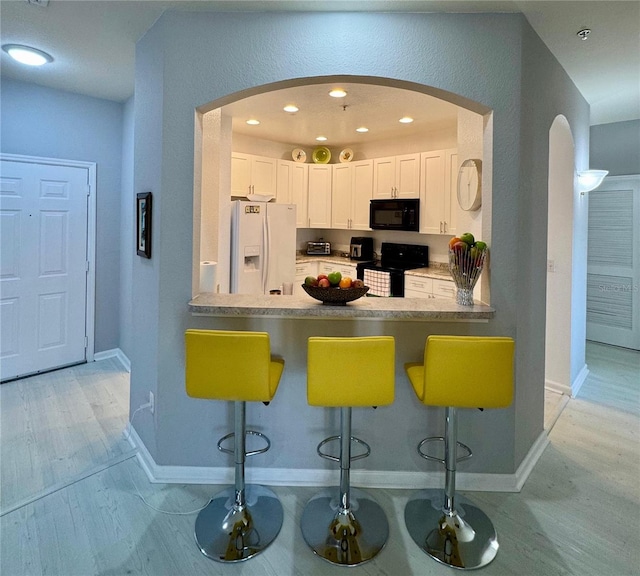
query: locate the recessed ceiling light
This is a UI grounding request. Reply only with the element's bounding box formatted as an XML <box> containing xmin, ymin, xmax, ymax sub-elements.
<box><xmin>329</xmin><ymin>89</ymin><xmax>347</xmax><ymax>98</ymax></box>
<box><xmin>316</xmin><ymin>136</ymin><xmax>327</xmax><ymax>142</ymax></box>
<box><xmin>246</xmin><ymin>119</ymin><xmax>260</xmax><ymax>125</ymax></box>
<box><xmin>283</xmin><ymin>105</ymin><xmax>299</xmax><ymax>113</ymax></box>
<box><xmin>399</xmin><ymin>116</ymin><xmax>414</xmax><ymax>124</ymax></box>
<box><xmin>356</xmin><ymin>127</ymin><xmax>369</xmax><ymax>133</ymax></box>
<box><xmin>2</xmin><ymin>43</ymin><xmax>53</xmax><ymax>66</ymax></box>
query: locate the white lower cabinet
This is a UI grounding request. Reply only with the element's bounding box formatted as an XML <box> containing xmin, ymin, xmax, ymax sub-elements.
<box><xmin>405</xmin><ymin>274</ymin><xmax>456</xmax><ymax>299</ymax></box>
<box><xmin>432</xmin><ymin>278</ymin><xmax>457</xmax><ymax>299</ymax></box>
<box><xmin>404</xmin><ymin>276</ymin><xmax>434</xmax><ymax>298</ymax></box>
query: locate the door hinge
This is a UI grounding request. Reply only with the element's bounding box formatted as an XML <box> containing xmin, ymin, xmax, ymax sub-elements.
<box><xmin>84</xmin><ymin>336</ymin><xmax>88</xmax><ymax>348</ymax></box>
<box><xmin>86</xmin><ymin>261</ymin><xmax>90</xmax><ymax>272</ymax></box>
<box><xmin>86</xmin><ymin>184</ymin><xmax>91</xmax><ymax>196</ymax></box>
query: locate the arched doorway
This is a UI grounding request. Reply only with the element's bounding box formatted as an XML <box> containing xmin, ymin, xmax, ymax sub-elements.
<box><xmin>545</xmin><ymin>115</ymin><xmax>589</xmax><ymax>426</ymax></box>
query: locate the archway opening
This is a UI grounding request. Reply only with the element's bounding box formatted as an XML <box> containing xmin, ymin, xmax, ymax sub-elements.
<box><xmin>193</xmin><ymin>75</ymin><xmax>492</xmax><ymax>298</ymax></box>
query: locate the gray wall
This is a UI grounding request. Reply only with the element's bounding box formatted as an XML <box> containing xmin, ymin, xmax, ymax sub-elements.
<box><xmin>131</xmin><ymin>11</ymin><xmax>589</xmax><ymax>474</ymax></box>
<box><xmin>590</xmin><ymin>120</ymin><xmax>640</xmax><ymax>176</ymax></box>
<box><xmin>0</xmin><ymin>78</ymin><xmax>124</xmax><ymax>353</ymax></box>
<box><xmin>119</xmin><ymin>97</ymin><xmax>135</xmax><ymax>361</ymax></box>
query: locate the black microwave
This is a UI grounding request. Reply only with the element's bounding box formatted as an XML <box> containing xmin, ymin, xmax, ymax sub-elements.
<box><xmin>369</xmin><ymin>199</ymin><xmax>419</xmax><ymax>231</ymax></box>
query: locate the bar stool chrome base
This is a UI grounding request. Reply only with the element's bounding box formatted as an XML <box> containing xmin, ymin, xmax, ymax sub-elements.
<box><xmin>301</xmin><ymin>487</ymin><xmax>389</xmax><ymax>566</ymax></box>
<box><xmin>195</xmin><ymin>484</ymin><xmax>283</xmax><ymax>563</ymax></box>
<box><xmin>404</xmin><ymin>489</ymin><xmax>499</xmax><ymax>570</ymax></box>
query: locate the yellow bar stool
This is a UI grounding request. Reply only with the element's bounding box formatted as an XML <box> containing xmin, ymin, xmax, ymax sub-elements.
<box><xmin>184</xmin><ymin>329</ymin><xmax>285</xmax><ymax>563</ymax></box>
<box><xmin>301</xmin><ymin>336</ymin><xmax>395</xmax><ymax>566</ymax></box>
<box><xmin>404</xmin><ymin>335</ymin><xmax>514</xmax><ymax>570</ymax></box>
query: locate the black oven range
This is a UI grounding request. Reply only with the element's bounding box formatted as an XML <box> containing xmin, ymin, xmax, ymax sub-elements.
<box><xmin>356</xmin><ymin>242</ymin><xmax>429</xmax><ymax>297</ymax></box>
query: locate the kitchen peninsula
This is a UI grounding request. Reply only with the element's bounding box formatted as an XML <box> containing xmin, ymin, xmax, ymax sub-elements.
<box><xmin>173</xmin><ymin>293</ymin><xmax>518</xmax><ymax>494</ymax></box>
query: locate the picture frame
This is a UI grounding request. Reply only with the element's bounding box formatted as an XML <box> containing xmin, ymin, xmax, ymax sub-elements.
<box><xmin>136</xmin><ymin>192</ymin><xmax>152</xmax><ymax>258</ymax></box>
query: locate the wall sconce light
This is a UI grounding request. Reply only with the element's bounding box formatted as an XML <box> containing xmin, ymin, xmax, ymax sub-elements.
<box><xmin>577</xmin><ymin>170</ymin><xmax>608</xmax><ymax>195</ymax></box>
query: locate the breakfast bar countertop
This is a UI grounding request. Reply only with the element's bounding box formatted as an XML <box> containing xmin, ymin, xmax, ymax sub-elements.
<box><xmin>189</xmin><ymin>293</ymin><xmax>494</xmax><ymax>321</ymax></box>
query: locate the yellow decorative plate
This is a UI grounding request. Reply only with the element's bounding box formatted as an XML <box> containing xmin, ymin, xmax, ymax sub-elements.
<box><xmin>312</xmin><ymin>146</ymin><xmax>331</xmax><ymax>164</ymax></box>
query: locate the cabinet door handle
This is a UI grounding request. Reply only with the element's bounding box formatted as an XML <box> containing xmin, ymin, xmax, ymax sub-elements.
<box><xmin>439</xmin><ymin>221</ymin><xmax>443</xmax><ymax>234</ymax></box>
<box><xmin>444</xmin><ymin>221</ymin><xmax>448</xmax><ymax>233</ymax></box>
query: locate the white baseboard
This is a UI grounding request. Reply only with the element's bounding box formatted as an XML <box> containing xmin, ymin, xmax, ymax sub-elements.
<box><xmin>545</xmin><ymin>378</ymin><xmax>571</xmax><ymax>396</ymax></box>
<box><xmin>545</xmin><ymin>363</ymin><xmax>589</xmax><ymax>398</ymax></box>
<box><xmin>94</xmin><ymin>348</ymin><xmax>131</xmax><ymax>372</ymax></box>
<box><xmin>571</xmin><ymin>364</ymin><xmax>589</xmax><ymax>397</ymax></box>
<box><xmin>125</xmin><ymin>424</ymin><xmax>549</xmax><ymax>493</ymax></box>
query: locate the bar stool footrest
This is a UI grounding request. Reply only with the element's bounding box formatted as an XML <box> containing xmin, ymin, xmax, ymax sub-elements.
<box><xmin>317</xmin><ymin>435</ymin><xmax>371</xmax><ymax>463</ymax></box>
<box><xmin>417</xmin><ymin>436</ymin><xmax>472</xmax><ymax>464</ymax></box>
<box><xmin>217</xmin><ymin>430</ymin><xmax>271</xmax><ymax>457</ymax></box>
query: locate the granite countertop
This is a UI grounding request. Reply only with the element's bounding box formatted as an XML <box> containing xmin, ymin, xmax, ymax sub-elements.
<box><xmin>189</xmin><ymin>293</ymin><xmax>493</xmax><ymax>321</ymax></box>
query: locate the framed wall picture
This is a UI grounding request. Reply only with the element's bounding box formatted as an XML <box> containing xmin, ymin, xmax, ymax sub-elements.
<box><xmin>136</xmin><ymin>192</ymin><xmax>152</xmax><ymax>258</ymax></box>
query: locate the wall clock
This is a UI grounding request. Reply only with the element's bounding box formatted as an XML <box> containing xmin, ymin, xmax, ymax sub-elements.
<box><xmin>457</xmin><ymin>159</ymin><xmax>482</xmax><ymax>211</ymax></box>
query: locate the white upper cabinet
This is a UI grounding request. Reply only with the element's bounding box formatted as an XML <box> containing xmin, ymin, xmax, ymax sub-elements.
<box><xmin>331</xmin><ymin>160</ymin><xmax>373</xmax><ymax>230</ymax></box>
<box><xmin>307</xmin><ymin>164</ymin><xmax>332</xmax><ymax>228</ymax></box>
<box><xmin>419</xmin><ymin>149</ymin><xmax>458</xmax><ymax>235</ymax></box>
<box><xmin>277</xmin><ymin>160</ymin><xmax>308</xmax><ymax>227</ymax></box>
<box><xmin>373</xmin><ymin>153</ymin><xmax>420</xmax><ymax>199</ymax></box>
<box><xmin>231</xmin><ymin>152</ymin><xmax>277</xmax><ymax>197</ymax></box>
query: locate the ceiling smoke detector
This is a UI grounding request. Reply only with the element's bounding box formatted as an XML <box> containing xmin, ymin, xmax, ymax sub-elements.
<box><xmin>577</xmin><ymin>28</ymin><xmax>591</xmax><ymax>41</ymax></box>
<box><xmin>26</xmin><ymin>0</ymin><xmax>49</xmax><ymax>7</ymax></box>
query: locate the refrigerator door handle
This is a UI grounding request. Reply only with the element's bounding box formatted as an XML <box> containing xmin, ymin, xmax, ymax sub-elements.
<box><xmin>262</xmin><ymin>213</ymin><xmax>269</xmax><ymax>293</ymax></box>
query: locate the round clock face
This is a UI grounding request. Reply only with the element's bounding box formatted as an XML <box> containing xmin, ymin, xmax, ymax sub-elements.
<box><xmin>457</xmin><ymin>159</ymin><xmax>482</xmax><ymax>211</ymax></box>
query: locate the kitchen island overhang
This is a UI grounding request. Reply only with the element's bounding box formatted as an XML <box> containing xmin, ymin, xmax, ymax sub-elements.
<box><xmin>189</xmin><ymin>293</ymin><xmax>495</xmax><ymax>321</ymax></box>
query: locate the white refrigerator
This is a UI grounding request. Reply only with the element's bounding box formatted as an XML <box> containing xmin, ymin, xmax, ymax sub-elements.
<box><xmin>230</xmin><ymin>201</ymin><xmax>297</xmax><ymax>294</ymax></box>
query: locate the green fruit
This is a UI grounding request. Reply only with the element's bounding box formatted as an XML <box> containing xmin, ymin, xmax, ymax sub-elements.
<box><xmin>475</xmin><ymin>241</ymin><xmax>487</xmax><ymax>252</ymax></box>
<box><xmin>460</xmin><ymin>232</ymin><xmax>475</xmax><ymax>246</ymax></box>
<box><xmin>304</xmin><ymin>275</ymin><xmax>318</xmax><ymax>287</ymax></box>
<box><xmin>327</xmin><ymin>271</ymin><xmax>342</xmax><ymax>286</ymax></box>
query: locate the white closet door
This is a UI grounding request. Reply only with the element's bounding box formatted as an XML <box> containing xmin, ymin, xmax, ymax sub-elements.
<box><xmin>586</xmin><ymin>175</ymin><xmax>640</xmax><ymax>350</ymax></box>
<box><xmin>1</xmin><ymin>160</ymin><xmax>89</xmax><ymax>380</ymax></box>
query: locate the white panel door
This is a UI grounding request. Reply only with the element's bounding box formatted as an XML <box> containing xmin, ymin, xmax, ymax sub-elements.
<box><xmin>1</xmin><ymin>160</ymin><xmax>89</xmax><ymax>380</ymax></box>
<box><xmin>586</xmin><ymin>175</ymin><xmax>640</xmax><ymax>350</ymax></box>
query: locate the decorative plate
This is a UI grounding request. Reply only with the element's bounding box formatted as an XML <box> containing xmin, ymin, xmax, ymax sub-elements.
<box><xmin>292</xmin><ymin>148</ymin><xmax>306</xmax><ymax>163</ymax></box>
<box><xmin>301</xmin><ymin>284</ymin><xmax>369</xmax><ymax>305</ymax></box>
<box><xmin>339</xmin><ymin>148</ymin><xmax>354</xmax><ymax>163</ymax></box>
<box><xmin>312</xmin><ymin>146</ymin><xmax>331</xmax><ymax>164</ymax></box>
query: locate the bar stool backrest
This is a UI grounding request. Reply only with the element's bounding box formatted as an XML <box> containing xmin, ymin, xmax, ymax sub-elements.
<box><xmin>307</xmin><ymin>336</ymin><xmax>395</xmax><ymax>407</ymax></box>
<box><xmin>421</xmin><ymin>335</ymin><xmax>514</xmax><ymax>408</ymax></box>
<box><xmin>185</xmin><ymin>329</ymin><xmax>281</xmax><ymax>402</ymax></box>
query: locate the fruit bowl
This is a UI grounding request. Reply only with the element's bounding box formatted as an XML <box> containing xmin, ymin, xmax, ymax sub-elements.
<box><xmin>301</xmin><ymin>284</ymin><xmax>369</xmax><ymax>305</ymax></box>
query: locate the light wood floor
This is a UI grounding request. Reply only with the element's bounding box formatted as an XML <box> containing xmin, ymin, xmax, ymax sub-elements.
<box><xmin>1</xmin><ymin>342</ymin><xmax>638</xmax><ymax>575</ymax></box>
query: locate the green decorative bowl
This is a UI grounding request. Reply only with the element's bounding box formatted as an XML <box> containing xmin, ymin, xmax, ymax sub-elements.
<box><xmin>301</xmin><ymin>284</ymin><xmax>369</xmax><ymax>305</ymax></box>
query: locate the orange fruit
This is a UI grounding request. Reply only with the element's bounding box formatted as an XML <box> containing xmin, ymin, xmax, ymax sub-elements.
<box><xmin>448</xmin><ymin>236</ymin><xmax>461</xmax><ymax>249</ymax></box>
<box><xmin>339</xmin><ymin>277</ymin><xmax>352</xmax><ymax>289</ymax></box>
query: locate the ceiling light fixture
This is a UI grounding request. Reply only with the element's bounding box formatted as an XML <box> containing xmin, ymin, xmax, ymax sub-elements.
<box><xmin>283</xmin><ymin>105</ymin><xmax>299</xmax><ymax>113</ymax></box>
<box><xmin>577</xmin><ymin>28</ymin><xmax>591</xmax><ymax>41</ymax></box>
<box><xmin>329</xmin><ymin>89</ymin><xmax>347</xmax><ymax>98</ymax></box>
<box><xmin>316</xmin><ymin>136</ymin><xmax>327</xmax><ymax>142</ymax></box>
<box><xmin>577</xmin><ymin>169</ymin><xmax>608</xmax><ymax>194</ymax></box>
<box><xmin>356</xmin><ymin>127</ymin><xmax>369</xmax><ymax>133</ymax></box>
<box><xmin>246</xmin><ymin>119</ymin><xmax>260</xmax><ymax>125</ymax></box>
<box><xmin>399</xmin><ymin>116</ymin><xmax>414</xmax><ymax>124</ymax></box>
<box><xmin>2</xmin><ymin>43</ymin><xmax>53</xmax><ymax>66</ymax></box>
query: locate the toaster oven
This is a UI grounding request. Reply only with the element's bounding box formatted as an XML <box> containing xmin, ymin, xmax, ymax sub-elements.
<box><xmin>307</xmin><ymin>241</ymin><xmax>331</xmax><ymax>255</ymax></box>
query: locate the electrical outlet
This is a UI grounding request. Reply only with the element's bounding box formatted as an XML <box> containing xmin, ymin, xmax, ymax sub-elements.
<box><xmin>149</xmin><ymin>391</ymin><xmax>155</xmax><ymax>414</ymax></box>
